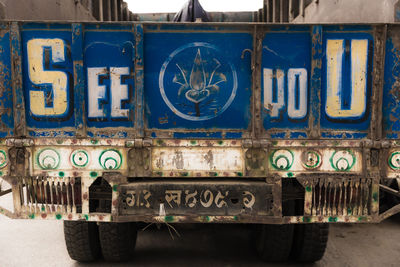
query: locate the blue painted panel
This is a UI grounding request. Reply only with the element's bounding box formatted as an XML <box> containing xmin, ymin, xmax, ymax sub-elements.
<box><xmin>383</xmin><ymin>35</ymin><xmax>400</xmax><ymax>139</ymax></box>
<box><xmin>84</xmin><ymin>31</ymin><xmax>135</xmax><ymax>128</ymax></box>
<box><xmin>320</xmin><ymin>31</ymin><xmax>373</xmax><ymax>131</ymax></box>
<box><xmin>21</xmin><ymin>29</ymin><xmax>75</xmax><ymax>129</ymax></box>
<box><xmin>261</xmin><ymin>32</ymin><xmax>311</xmax><ymax>131</ymax></box>
<box><xmin>0</xmin><ymin>30</ymin><xmax>15</xmax><ymax>135</ymax></box>
<box><xmin>144</xmin><ymin>33</ymin><xmax>252</xmax><ymax>130</ymax></box>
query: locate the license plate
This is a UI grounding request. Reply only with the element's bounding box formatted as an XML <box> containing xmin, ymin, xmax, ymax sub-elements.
<box><xmin>119</xmin><ymin>181</ymin><xmax>273</xmax><ymax>216</ymax></box>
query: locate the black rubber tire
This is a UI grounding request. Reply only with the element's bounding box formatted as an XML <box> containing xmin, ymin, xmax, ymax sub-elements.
<box><xmin>255</xmin><ymin>224</ymin><xmax>294</xmax><ymax>262</ymax></box>
<box><xmin>64</xmin><ymin>221</ymin><xmax>101</xmax><ymax>262</ymax></box>
<box><xmin>291</xmin><ymin>223</ymin><xmax>329</xmax><ymax>263</ymax></box>
<box><xmin>99</xmin><ymin>222</ymin><xmax>138</xmax><ymax>262</ymax></box>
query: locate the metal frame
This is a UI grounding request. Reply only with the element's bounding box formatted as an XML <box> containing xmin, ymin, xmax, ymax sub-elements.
<box><xmin>0</xmin><ymin>21</ymin><xmax>399</xmax><ymax>225</ymax></box>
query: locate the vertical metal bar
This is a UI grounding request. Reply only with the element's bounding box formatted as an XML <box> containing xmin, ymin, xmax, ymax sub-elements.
<box><xmin>50</xmin><ymin>179</ymin><xmax>54</xmax><ymax>212</ymax></box>
<box><xmin>327</xmin><ymin>182</ymin><xmax>332</xmax><ymax>216</ymax></box>
<box><xmin>103</xmin><ymin>0</ymin><xmax>111</xmax><ymax>21</ymax></box>
<box><xmin>370</xmin><ymin>177</ymin><xmax>379</xmax><ymax>217</ymax></box>
<box><xmin>279</xmin><ymin>0</ymin><xmax>283</xmax><ymax>23</ymax></box>
<box><xmin>44</xmin><ymin>179</ymin><xmax>49</xmax><ymax>212</ymax></box>
<box><xmin>370</xmin><ymin>25</ymin><xmax>387</xmax><ymax>140</ymax></box>
<box><xmin>72</xmin><ymin>24</ymin><xmax>86</xmax><ymax>137</ymax></box>
<box><xmin>312</xmin><ymin>180</ymin><xmax>317</xmax><ymax>215</ymax></box>
<box><xmin>135</xmin><ymin>24</ymin><xmax>144</xmax><ymax>137</ymax></box>
<box><xmin>71</xmin><ymin>178</ymin><xmax>76</xmax><ymax>213</ymax></box>
<box><xmin>252</xmin><ymin>26</ymin><xmax>263</xmax><ymax>139</ymax></box>
<box><xmin>343</xmin><ymin>181</ymin><xmax>348</xmax><ymax>215</ymax></box>
<box><xmin>309</xmin><ymin>26</ymin><xmax>322</xmax><ymax>138</ymax></box>
<box><xmin>60</xmin><ymin>181</ymin><xmax>65</xmax><ymax>212</ymax></box>
<box><xmin>33</xmin><ymin>177</ymin><xmax>38</xmax><ymax>213</ymax></box>
<box><xmin>265</xmin><ymin>0</ymin><xmax>270</xmax><ymax>22</ymax></box>
<box><xmin>300</xmin><ymin>0</ymin><xmax>305</xmax><ymax>17</ymax></box>
<box><xmin>304</xmin><ymin>182</ymin><xmax>312</xmax><ymax>216</ymax></box>
<box><xmin>10</xmin><ymin>22</ymin><xmax>26</xmax><ymax>137</ymax></box>
<box><xmin>272</xmin><ymin>0</ymin><xmax>276</xmax><ymax>22</ymax></box>
<box><xmin>289</xmin><ymin>0</ymin><xmax>294</xmax><ymax>21</ymax></box>
<box><xmin>38</xmin><ymin>177</ymin><xmax>43</xmax><ymax>212</ymax></box>
<box><xmin>364</xmin><ymin>179</ymin><xmax>371</xmax><ymax>214</ymax></box>
<box><xmin>98</xmin><ymin>0</ymin><xmax>104</xmax><ymax>21</ymax></box>
<box><xmin>338</xmin><ymin>181</ymin><xmax>343</xmax><ymax>215</ymax></box>
<box><xmin>317</xmin><ymin>180</ymin><xmax>322</xmax><ymax>215</ymax></box>
<box><xmin>55</xmin><ymin>180</ymin><xmax>60</xmax><ymax>212</ymax></box>
<box><xmin>323</xmin><ymin>180</ymin><xmax>328</xmax><ymax>216</ymax></box>
<box><xmin>12</xmin><ymin>179</ymin><xmax>22</xmax><ymax>214</ymax></box>
<box><xmin>113</xmin><ymin>0</ymin><xmax>118</xmax><ymax>21</ymax></box>
<box><xmin>332</xmin><ymin>184</ymin><xmax>337</xmax><ymax>215</ymax></box>
<box><xmin>66</xmin><ymin>177</ymin><xmax>71</xmax><ymax>212</ymax></box>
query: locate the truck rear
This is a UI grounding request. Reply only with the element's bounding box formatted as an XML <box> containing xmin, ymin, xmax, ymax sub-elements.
<box><xmin>0</xmin><ymin>20</ymin><xmax>399</xmax><ymax>262</ymax></box>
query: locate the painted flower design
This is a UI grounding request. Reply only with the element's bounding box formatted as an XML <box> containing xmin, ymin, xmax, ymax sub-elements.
<box><xmin>173</xmin><ymin>49</ymin><xmax>226</xmax><ymax>116</ymax></box>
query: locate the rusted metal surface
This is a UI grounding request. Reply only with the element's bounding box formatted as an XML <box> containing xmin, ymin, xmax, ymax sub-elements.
<box><xmin>119</xmin><ymin>180</ymin><xmax>273</xmax><ymax>217</ymax></box>
<box><xmin>0</xmin><ymin>21</ymin><xmax>399</xmax><ymax>226</ymax></box>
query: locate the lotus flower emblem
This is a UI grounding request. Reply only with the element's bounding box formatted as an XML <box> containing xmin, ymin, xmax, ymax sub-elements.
<box><xmin>173</xmin><ymin>49</ymin><xmax>226</xmax><ymax>116</ymax></box>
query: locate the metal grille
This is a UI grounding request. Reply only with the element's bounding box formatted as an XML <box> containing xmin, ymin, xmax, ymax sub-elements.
<box><xmin>261</xmin><ymin>0</ymin><xmax>314</xmax><ymax>23</ymax></box>
<box><xmin>310</xmin><ymin>177</ymin><xmax>372</xmax><ymax>216</ymax></box>
<box><xmin>18</xmin><ymin>177</ymin><xmax>82</xmax><ymax>214</ymax></box>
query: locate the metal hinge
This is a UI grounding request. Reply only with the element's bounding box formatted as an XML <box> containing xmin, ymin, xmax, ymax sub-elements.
<box><xmin>125</xmin><ymin>138</ymin><xmax>152</xmax><ymax>148</ymax></box>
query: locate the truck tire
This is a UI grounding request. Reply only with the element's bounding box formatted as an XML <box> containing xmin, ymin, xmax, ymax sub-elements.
<box><xmin>99</xmin><ymin>222</ymin><xmax>137</xmax><ymax>262</ymax></box>
<box><xmin>64</xmin><ymin>221</ymin><xmax>101</xmax><ymax>262</ymax></box>
<box><xmin>255</xmin><ymin>224</ymin><xmax>294</xmax><ymax>262</ymax></box>
<box><xmin>291</xmin><ymin>223</ymin><xmax>329</xmax><ymax>262</ymax></box>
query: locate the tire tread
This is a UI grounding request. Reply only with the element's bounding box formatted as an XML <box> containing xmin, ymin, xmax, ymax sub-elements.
<box><xmin>64</xmin><ymin>221</ymin><xmax>101</xmax><ymax>262</ymax></box>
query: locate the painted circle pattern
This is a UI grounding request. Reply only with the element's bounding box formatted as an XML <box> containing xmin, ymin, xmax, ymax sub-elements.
<box><xmin>330</xmin><ymin>150</ymin><xmax>356</xmax><ymax>171</ymax></box>
<box><xmin>0</xmin><ymin>150</ymin><xmax>7</xmax><ymax>168</ymax></box>
<box><xmin>270</xmin><ymin>149</ymin><xmax>294</xmax><ymax>170</ymax></box>
<box><xmin>301</xmin><ymin>150</ymin><xmax>321</xmax><ymax>169</ymax></box>
<box><xmin>389</xmin><ymin>152</ymin><xmax>400</xmax><ymax>170</ymax></box>
<box><xmin>159</xmin><ymin>42</ymin><xmax>238</xmax><ymax>121</ymax></box>
<box><xmin>37</xmin><ymin>148</ymin><xmax>60</xmax><ymax>170</ymax></box>
<box><xmin>99</xmin><ymin>149</ymin><xmax>122</xmax><ymax>170</ymax></box>
<box><xmin>71</xmin><ymin>150</ymin><xmax>89</xmax><ymax>168</ymax></box>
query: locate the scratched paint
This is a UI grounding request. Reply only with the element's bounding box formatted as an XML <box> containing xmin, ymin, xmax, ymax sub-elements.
<box><xmin>325</xmin><ymin>39</ymin><xmax>368</xmax><ymax>118</ymax></box>
<box><xmin>152</xmin><ymin>147</ymin><xmax>244</xmax><ymax>172</ymax></box>
<box><xmin>268</xmin><ymin>147</ymin><xmax>362</xmax><ymax>175</ymax></box>
<box><xmin>27</xmin><ymin>39</ymin><xmax>69</xmax><ymax>117</ymax></box>
<box><xmin>0</xmin><ymin>22</ymin><xmax>399</xmax><ymax>226</ymax></box>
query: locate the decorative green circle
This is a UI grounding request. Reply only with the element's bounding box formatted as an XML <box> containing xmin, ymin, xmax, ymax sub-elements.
<box><xmin>388</xmin><ymin>152</ymin><xmax>400</xmax><ymax>170</ymax></box>
<box><xmin>99</xmin><ymin>149</ymin><xmax>122</xmax><ymax>170</ymax></box>
<box><xmin>0</xmin><ymin>150</ymin><xmax>7</xmax><ymax>168</ymax></box>
<box><xmin>270</xmin><ymin>149</ymin><xmax>294</xmax><ymax>171</ymax></box>
<box><xmin>302</xmin><ymin>150</ymin><xmax>321</xmax><ymax>169</ymax></box>
<box><xmin>37</xmin><ymin>148</ymin><xmax>60</xmax><ymax>170</ymax></box>
<box><xmin>71</xmin><ymin>150</ymin><xmax>89</xmax><ymax>168</ymax></box>
<box><xmin>330</xmin><ymin>150</ymin><xmax>356</xmax><ymax>171</ymax></box>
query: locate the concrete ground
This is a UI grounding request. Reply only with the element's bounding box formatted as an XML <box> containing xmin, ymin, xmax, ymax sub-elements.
<box><xmin>1</xmin><ymin>213</ymin><xmax>400</xmax><ymax>267</ymax></box>
<box><xmin>1</xmin><ymin>185</ymin><xmax>399</xmax><ymax>267</ymax></box>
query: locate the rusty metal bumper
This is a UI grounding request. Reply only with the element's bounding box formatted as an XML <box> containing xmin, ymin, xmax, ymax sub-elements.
<box><xmin>0</xmin><ymin>138</ymin><xmax>399</xmax><ymax>224</ymax></box>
